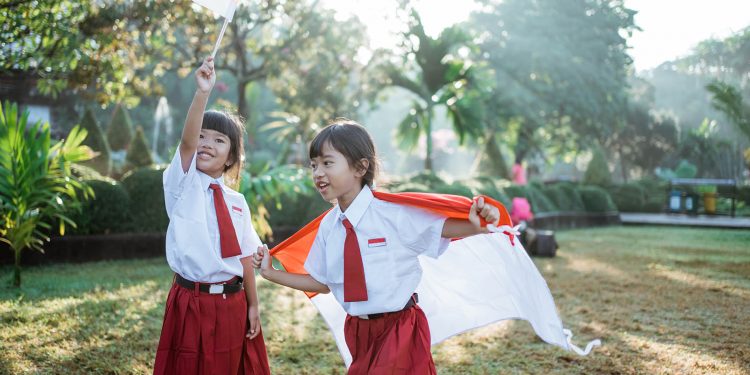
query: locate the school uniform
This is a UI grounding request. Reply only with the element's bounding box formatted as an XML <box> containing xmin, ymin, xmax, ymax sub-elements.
<box><xmin>154</xmin><ymin>150</ymin><xmax>270</xmax><ymax>375</ymax></box>
<box><xmin>304</xmin><ymin>185</ymin><xmax>450</xmax><ymax>374</ymax></box>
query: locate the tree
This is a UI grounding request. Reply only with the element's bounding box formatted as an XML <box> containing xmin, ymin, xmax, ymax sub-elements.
<box><xmin>261</xmin><ymin>9</ymin><xmax>370</xmax><ymax>164</ymax></box>
<box><xmin>470</xmin><ymin>0</ymin><xmax>637</xmax><ymax>159</ymax></box>
<box><xmin>79</xmin><ymin>108</ymin><xmax>112</xmax><ymax>176</ymax></box>
<box><xmin>380</xmin><ymin>6</ymin><xmax>484</xmax><ymax>170</ymax></box>
<box><xmin>107</xmin><ymin>104</ymin><xmax>133</xmax><ymax>151</ymax></box>
<box><xmin>126</xmin><ymin>126</ymin><xmax>154</xmax><ymax>170</ymax></box>
<box><xmin>0</xmin><ymin>0</ymin><xmax>194</xmax><ymax>106</ymax></box>
<box><xmin>584</xmin><ymin>146</ymin><xmax>613</xmax><ymax>187</ymax></box>
<box><xmin>0</xmin><ymin>101</ymin><xmax>93</xmax><ymax>287</ymax></box>
<box><xmin>707</xmin><ymin>81</ymin><xmax>750</xmax><ymax>142</ymax></box>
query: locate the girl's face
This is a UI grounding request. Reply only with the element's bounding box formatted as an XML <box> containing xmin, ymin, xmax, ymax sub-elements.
<box><xmin>310</xmin><ymin>142</ymin><xmax>366</xmax><ymax>211</ymax></box>
<box><xmin>197</xmin><ymin>129</ymin><xmax>232</xmax><ymax>178</ymax></box>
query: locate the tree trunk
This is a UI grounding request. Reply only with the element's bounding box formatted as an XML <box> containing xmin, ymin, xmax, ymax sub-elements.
<box><xmin>237</xmin><ymin>80</ymin><xmax>254</xmax><ymax>146</ymax></box>
<box><xmin>13</xmin><ymin>248</ymin><xmax>21</xmax><ymax>287</ymax></box>
<box><xmin>424</xmin><ymin>109</ymin><xmax>433</xmax><ymax>171</ymax></box>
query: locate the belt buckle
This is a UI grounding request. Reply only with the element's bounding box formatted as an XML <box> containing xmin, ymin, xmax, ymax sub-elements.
<box><xmin>358</xmin><ymin>314</ymin><xmax>370</xmax><ymax>320</ymax></box>
<box><xmin>208</xmin><ymin>284</ymin><xmax>224</xmax><ymax>294</ymax></box>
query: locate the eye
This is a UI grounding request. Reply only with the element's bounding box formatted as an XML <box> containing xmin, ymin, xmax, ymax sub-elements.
<box><xmin>216</xmin><ymin>138</ymin><xmax>225</xmax><ymax>143</ymax></box>
<box><xmin>199</xmin><ymin>134</ymin><xmax>204</xmax><ymax>139</ymax></box>
<box><xmin>324</xmin><ymin>161</ymin><xmax>333</xmax><ymax>166</ymax></box>
<box><xmin>309</xmin><ymin>163</ymin><xmax>317</xmax><ymax>169</ymax></box>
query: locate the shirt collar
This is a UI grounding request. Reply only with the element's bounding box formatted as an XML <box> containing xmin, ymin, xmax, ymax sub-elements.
<box><xmin>198</xmin><ymin>169</ymin><xmax>225</xmax><ymax>192</ymax></box>
<box><xmin>337</xmin><ymin>185</ymin><xmax>373</xmax><ymax>228</ymax></box>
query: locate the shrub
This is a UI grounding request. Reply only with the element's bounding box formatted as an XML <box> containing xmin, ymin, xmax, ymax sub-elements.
<box><xmin>121</xmin><ymin>166</ymin><xmax>168</xmax><ymax>232</ymax></box>
<box><xmin>107</xmin><ymin>104</ymin><xmax>133</xmax><ymax>151</ymax></box>
<box><xmin>542</xmin><ymin>185</ymin><xmax>571</xmax><ymax>211</ymax></box>
<box><xmin>503</xmin><ymin>185</ymin><xmax>527</xmax><ymax>199</ymax></box>
<box><xmin>556</xmin><ymin>183</ymin><xmax>586</xmax><ymax>211</ymax></box>
<box><xmin>409</xmin><ymin>171</ymin><xmax>448</xmax><ymax>189</ymax></box>
<box><xmin>525</xmin><ymin>184</ymin><xmax>558</xmax><ymax>213</ymax></box>
<box><xmin>79</xmin><ymin>108</ymin><xmax>111</xmax><ymax>176</ymax></box>
<box><xmin>266</xmin><ymin>189</ymin><xmax>334</xmax><ymax>229</ymax></box>
<box><xmin>583</xmin><ymin>147</ymin><xmax>613</xmax><ymax>187</ymax></box>
<box><xmin>125</xmin><ymin>126</ymin><xmax>154</xmax><ymax>170</ymax></box>
<box><xmin>577</xmin><ymin>185</ymin><xmax>617</xmax><ymax>212</ymax></box>
<box><xmin>71</xmin><ymin>180</ymin><xmax>132</xmax><ymax>234</ymax></box>
<box><xmin>611</xmin><ymin>183</ymin><xmax>646</xmax><ymax>212</ymax></box>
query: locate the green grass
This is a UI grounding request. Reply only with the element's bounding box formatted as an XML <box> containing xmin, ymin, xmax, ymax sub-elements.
<box><xmin>1</xmin><ymin>226</ymin><xmax>749</xmax><ymax>374</ymax></box>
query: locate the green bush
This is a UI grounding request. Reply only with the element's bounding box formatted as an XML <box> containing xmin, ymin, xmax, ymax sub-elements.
<box><xmin>525</xmin><ymin>184</ymin><xmax>557</xmax><ymax>213</ymax></box>
<box><xmin>121</xmin><ymin>166</ymin><xmax>168</xmax><ymax>232</ymax></box>
<box><xmin>583</xmin><ymin>147</ymin><xmax>613</xmax><ymax>187</ymax></box>
<box><xmin>611</xmin><ymin>183</ymin><xmax>646</xmax><ymax>212</ymax></box>
<box><xmin>125</xmin><ymin>126</ymin><xmax>154</xmax><ymax>170</ymax></box>
<box><xmin>408</xmin><ymin>171</ymin><xmax>448</xmax><ymax>189</ymax></box>
<box><xmin>107</xmin><ymin>104</ymin><xmax>133</xmax><ymax>151</ymax></box>
<box><xmin>577</xmin><ymin>185</ymin><xmax>617</xmax><ymax>212</ymax></box>
<box><xmin>503</xmin><ymin>185</ymin><xmax>527</xmax><ymax>199</ymax></box>
<box><xmin>737</xmin><ymin>185</ymin><xmax>750</xmax><ymax>205</ymax></box>
<box><xmin>542</xmin><ymin>185</ymin><xmax>574</xmax><ymax>211</ymax></box>
<box><xmin>266</xmin><ymin>189</ymin><xmax>334</xmax><ymax>229</ymax></box>
<box><xmin>556</xmin><ymin>183</ymin><xmax>586</xmax><ymax>211</ymax></box>
<box><xmin>79</xmin><ymin>108</ymin><xmax>111</xmax><ymax>176</ymax></box>
<box><xmin>71</xmin><ymin>180</ymin><xmax>132</xmax><ymax>234</ymax></box>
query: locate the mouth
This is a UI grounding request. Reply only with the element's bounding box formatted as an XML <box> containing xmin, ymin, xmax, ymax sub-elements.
<box><xmin>316</xmin><ymin>181</ymin><xmax>330</xmax><ymax>193</ymax></box>
<box><xmin>197</xmin><ymin>151</ymin><xmax>214</xmax><ymax>159</ymax></box>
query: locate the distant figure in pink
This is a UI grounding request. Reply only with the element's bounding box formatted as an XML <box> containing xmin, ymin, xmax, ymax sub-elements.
<box><xmin>512</xmin><ymin>156</ymin><xmax>527</xmax><ymax>186</ymax></box>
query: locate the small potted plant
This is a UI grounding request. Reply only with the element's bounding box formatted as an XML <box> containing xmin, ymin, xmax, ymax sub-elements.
<box><xmin>697</xmin><ymin>185</ymin><xmax>718</xmax><ymax>214</ymax></box>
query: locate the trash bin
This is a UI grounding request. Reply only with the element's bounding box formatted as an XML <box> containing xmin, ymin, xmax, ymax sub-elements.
<box><xmin>684</xmin><ymin>192</ymin><xmax>699</xmax><ymax>215</ymax></box>
<box><xmin>668</xmin><ymin>190</ymin><xmax>682</xmax><ymax>213</ymax></box>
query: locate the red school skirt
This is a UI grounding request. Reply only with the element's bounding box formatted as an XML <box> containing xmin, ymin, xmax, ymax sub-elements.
<box><xmin>153</xmin><ymin>278</ymin><xmax>270</xmax><ymax>375</ymax></box>
<box><xmin>344</xmin><ymin>304</ymin><xmax>436</xmax><ymax>375</ymax></box>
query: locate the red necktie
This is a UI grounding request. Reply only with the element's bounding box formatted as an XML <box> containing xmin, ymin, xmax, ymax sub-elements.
<box><xmin>342</xmin><ymin>218</ymin><xmax>368</xmax><ymax>302</ymax></box>
<box><xmin>209</xmin><ymin>183</ymin><xmax>242</xmax><ymax>258</ymax></box>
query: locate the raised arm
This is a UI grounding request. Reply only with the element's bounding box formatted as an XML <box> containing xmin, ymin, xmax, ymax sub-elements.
<box><xmin>253</xmin><ymin>246</ymin><xmax>330</xmax><ymax>294</ymax></box>
<box><xmin>179</xmin><ymin>56</ymin><xmax>216</xmax><ymax>172</ymax></box>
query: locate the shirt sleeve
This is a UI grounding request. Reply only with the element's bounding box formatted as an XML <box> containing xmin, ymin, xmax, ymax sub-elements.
<box><xmin>162</xmin><ymin>148</ymin><xmax>197</xmax><ymax>217</ymax></box>
<box><xmin>304</xmin><ymin>232</ymin><xmax>328</xmax><ymax>285</ymax></box>
<box><xmin>398</xmin><ymin>205</ymin><xmax>451</xmax><ymax>259</ymax></box>
<box><xmin>240</xmin><ymin>200</ymin><xmax>262</xmax><ymax>258</ymax></box>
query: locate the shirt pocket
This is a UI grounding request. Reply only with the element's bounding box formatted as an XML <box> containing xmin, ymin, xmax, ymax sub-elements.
<box><xmin>360</xmin><ymin>236</ymin><xmax>394</xmax><ymax>291</ymax></box>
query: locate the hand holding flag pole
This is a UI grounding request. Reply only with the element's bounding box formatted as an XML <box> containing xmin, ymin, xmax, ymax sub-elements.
<box><xmin>192</xmin><ymin>0</ymin><xmax>239</xmax><ymax>58</ymax></box>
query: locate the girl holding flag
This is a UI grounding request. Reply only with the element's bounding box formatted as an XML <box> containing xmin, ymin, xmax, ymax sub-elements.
<box><xmin>254</xmin><ymin>119</ymin><xmax>600</xmax><ymax>374</ymax></box>
<box><xmin>154</xmin><ymin>57</ymin><xmax>270</xmax><ymax>375</ymax></box>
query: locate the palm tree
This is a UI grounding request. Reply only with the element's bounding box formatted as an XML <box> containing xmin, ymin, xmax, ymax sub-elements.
<box><xmin>706</xmin><ymin>81</ymin><xmax>750</xmax><ymax>142</ymax></box>
<box><xmin>384</xmin><ymin>8</ymin><xmax>484</xmax><ymax>171</ymax></box>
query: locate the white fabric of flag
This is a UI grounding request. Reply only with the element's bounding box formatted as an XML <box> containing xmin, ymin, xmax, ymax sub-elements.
<box><xmin>192</xmin><ymin>0</ymin><xmax>238</xmax><ymax>21</ymax></box>
<box><xmin>310</xmin><ymin>231</ymin><xmax>601</xmax><ymax>367</ymax></box>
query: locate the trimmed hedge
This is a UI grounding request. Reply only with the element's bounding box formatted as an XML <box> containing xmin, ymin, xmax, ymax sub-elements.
<box><xmin>125</xmin><ymin>125</ymin><xmax>154</xmax><ymax>170</ymax></box>
<box><xmin>79</xmin><ymin>108</ymin><xmax>112</xmax><ymax>176</ymax></box>
<box><xmin>121</xmin><ymin>166</ymin><xmax>168</xmax><ymax>232</ymax></box>
<box><xmin>107</xmin><ymin>104</ymin><xmax>133</xmax><ymax>151</ymax></box>
<box><xmin>611</xmin><ymin>183</ymin><xmax>646</xmax><ymax>212</ymax></box>
<box><xmin>71</xmin><ymin>180</ymin><xmax>132</xmax><ymax>235</ymax></box>
<box><xmin>577</xmin><ymin>186</ymin><xmax>617</xmax><ymax>212</ymax></box>
<box><xmin>584</xmin><ymin>147</ymin><xmax>613</xmax><ymax>187</ymax></box>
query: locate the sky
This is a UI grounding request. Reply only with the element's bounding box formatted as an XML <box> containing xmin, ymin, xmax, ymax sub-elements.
<box><xmin>323</xmin><ymin>0</ymin><xmax>750</xmax><ymax>72</ymax></box>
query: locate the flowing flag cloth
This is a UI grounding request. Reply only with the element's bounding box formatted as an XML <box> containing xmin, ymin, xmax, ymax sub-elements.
<box><xmin>270</xmin><ymin>192</ymin><xmax>601</xmax><ymax>367</ymax></box>
<box><xmin>192</xmin><ymin>0</ymin><xmax>239</xmax><ymax>57</ymax></box>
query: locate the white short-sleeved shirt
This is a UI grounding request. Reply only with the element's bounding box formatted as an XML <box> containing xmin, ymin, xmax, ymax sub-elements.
<box><xmin>163</xmin><ymin>149</ymin><xmax>261</xmax><ymax>283</ymax></box>
<box><xmin>304</xmin><ymin>185</ymin><xmax>450</xmax><ymax>316</ymax></box>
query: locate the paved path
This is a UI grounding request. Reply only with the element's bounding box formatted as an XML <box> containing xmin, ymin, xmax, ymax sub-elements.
<box><xmin>620</xmin><ymin>213</ymin><xmax>750</xmax><ymax>229</ymax></box>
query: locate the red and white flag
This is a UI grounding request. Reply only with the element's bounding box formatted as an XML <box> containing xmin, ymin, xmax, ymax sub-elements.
<box><xmin>270</xmin><ymin>192</ymin><xmax>601</xmax><ymax>367</ymax></box>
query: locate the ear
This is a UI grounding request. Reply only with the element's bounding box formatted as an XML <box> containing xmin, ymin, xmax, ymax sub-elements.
<box><xmin>355</xmin><ymin>158</ymin><xmax>369</xmax><ymax>178</ymax></box>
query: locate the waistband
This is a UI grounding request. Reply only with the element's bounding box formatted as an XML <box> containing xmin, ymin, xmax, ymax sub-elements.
<box><xmin>174</xmin><ymin>273</ymin><xmax>243</xmax><ymax>295</ymax></box>
<box><xmin>354</xmin><ymin>293</ymin><xmax>419</xmax><ymax>320</ymax></box>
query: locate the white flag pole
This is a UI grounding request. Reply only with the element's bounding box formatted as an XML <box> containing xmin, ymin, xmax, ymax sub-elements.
<box><xmin>211</xmin><ymin>16</ymin><xmax>230</xmax><ymax>59</ymax></box>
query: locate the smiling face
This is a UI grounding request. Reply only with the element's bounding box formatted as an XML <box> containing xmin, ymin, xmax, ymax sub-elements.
<box><xmin>196</xmin><ymin>128</ymin><xmax>233</xmax><ymax>178</ymax></box>
<box><xmin>310</xmin><ymin>142</ymin><xmax>367</xmax><ymax>211</ymax></box>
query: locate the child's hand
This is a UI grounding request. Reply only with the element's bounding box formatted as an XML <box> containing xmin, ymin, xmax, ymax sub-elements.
<box><xmin>252</xmin><ymin>245</ymin><xmax>272</xmax><ymax>276</ymax></box>
<box><xmin>469</xmin><ymin>197</ymin><xmax>500</xmax><ymax>230</ymax></box>
<box><xmin>195</xmin><ymin>56</ymin><xmax>216</xmax><ymax>93</ymax></box>
<box><xmin>246</xmin><ymin>304</ymin><xmax>261</xmax><ymax>340</ymax></box>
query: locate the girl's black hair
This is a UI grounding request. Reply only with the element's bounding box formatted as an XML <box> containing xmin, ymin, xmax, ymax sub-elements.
<box><xmin>309</xmin><ymin>118</ymin><xmax>379</xmax><ymax>188</ymax></box>
<box><xmin>202</xmin><ymin>110</ymin><xmax>245</xmax><ymax>187</ymax></box>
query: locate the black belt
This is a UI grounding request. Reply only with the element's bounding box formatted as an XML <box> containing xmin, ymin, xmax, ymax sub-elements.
<box><xmin>357</xmin><ymin>293</ymin><xmax>419</xmax><ymax>320</ymax></box>
<box><xmin>175</xmin><ymin>274</ymin><xmax>243</xmax><ymax>294</ymax></box>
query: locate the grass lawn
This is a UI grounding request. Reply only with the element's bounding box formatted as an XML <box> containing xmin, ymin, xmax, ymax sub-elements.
<box><xmin>1</xmin><ymin>226</ymin><xmax>749</xmax><ymax>374</ymax></box>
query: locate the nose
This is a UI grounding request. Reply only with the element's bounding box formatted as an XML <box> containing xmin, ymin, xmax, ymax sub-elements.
<box><xmin>312</xmin><ymin>165</ymin><xmax>324</xmax><ymax>178</ymax></box>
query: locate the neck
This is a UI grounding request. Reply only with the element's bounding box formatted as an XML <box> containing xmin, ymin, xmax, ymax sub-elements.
<box><xmin>338</xmin><ymin>185</ymin><xmax>364</xmax><ymax>213</ymax></box>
